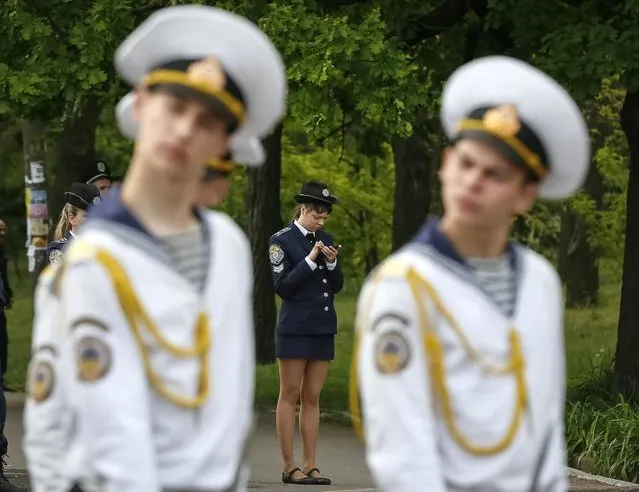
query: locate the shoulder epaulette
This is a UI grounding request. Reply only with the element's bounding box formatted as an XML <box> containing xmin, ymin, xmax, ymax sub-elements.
<box><xmin>38</xmin><ymin>264</ymin><xmax>57</xmax><ymax>284</ymax></box>
<box><xmin>65</xmin><ymin>240</ymin><xmax>98</xmax><ymax>265</ymax></box>
<box><xmin>374</xmin><ymin>257</ymin><xmax>412</xmax><ymax>280</ymax></box>
<box><xmin>272</xmin><ymin>226</ymin><xmax>291</xmax><ymax>238</ymax></box>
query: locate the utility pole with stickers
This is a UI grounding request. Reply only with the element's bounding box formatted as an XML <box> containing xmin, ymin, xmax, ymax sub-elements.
<box><xmin>22</xmin><ymin>120</ymin><xmax>50</xmax><ymax>294</ymax></box>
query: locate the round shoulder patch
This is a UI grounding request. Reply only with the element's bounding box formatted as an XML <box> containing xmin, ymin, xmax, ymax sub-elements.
<box><xmin>374</xmin><ymin>330</ymin><xmax>411</xmax><ymax>374</ymax></box>
<box><xmin>28</xmin><ymin>360</ymin><xmax>55</xmax><ymax>403</ymax></box>
<box><xmin>269</xmin><ymin>244</ymin><xmax>284</xmax><ymax>265</ymax></box>
<box><xmin>76</xmin><ymin>336</ymin><xmax>111</xmax><ymax>382</ymax></box>
<box><xmin>49</xmin><ymin>249</ymin><xmax>64</xmax><ymax>265</ymax></box>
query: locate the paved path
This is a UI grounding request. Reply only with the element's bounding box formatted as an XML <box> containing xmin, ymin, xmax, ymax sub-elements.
<box><xmin>3</xmin><ymin>393</ymin><xmax>638</xmax><ymax>491</ymax></box>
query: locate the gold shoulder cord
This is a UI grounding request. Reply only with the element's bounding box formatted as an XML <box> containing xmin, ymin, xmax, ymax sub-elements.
<box><xmin>349</xmin><ymin>266</ymin><xmax>527</xmax><ymax>457</ymax></box>
<box><xmin>59</xmin><ymin>246</ymin><xmax>211</xmax><ymax>409</ymax></box>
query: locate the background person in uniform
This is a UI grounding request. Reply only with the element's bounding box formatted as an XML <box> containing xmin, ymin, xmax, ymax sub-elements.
<box><xmin>352</xmin><ymin>56</ymin><xmax>590</xmax><ymax>492</ymax></box>
<box><xmin>0</xmin><ymin>220</ymin><xmax>12</xmax><ymax>392</ymax></box>
<box><xmin>269</xmin><ymin>181</ymin><xmax>344</xmax><ymax>485</ymax></box>
<box><xmin>81</xmin><ymin>160</ymin><xmax>113</xmax><ymax>196</ymax></box>
<box><xmin>46</xmin><ymin>183</ymin><xmax>101</xmax><ymax>265</ymax></box>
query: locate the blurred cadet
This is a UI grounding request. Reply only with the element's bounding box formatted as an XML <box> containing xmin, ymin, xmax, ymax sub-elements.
<box><xmin>352</xmin><ymin>56</ymin><xmax>590</xmax><ymax>492</ymax></box>
<box><xmin>24</xmin><ymin>5</ymin><xmax>286</xmax><ymax>492</ymax></box>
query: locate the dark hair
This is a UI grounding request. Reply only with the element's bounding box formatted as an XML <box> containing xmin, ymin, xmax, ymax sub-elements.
<box><xmin>291</xmin><ymin>202</ymin><xmax>333</xmax><ymax>220</ymax></box>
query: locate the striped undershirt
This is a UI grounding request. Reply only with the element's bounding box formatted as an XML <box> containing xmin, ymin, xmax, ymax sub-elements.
<box><xmin>159</xmin><ymin>225</ymin><xmax>208</xmax><ymax>290</ymax></box>
<box><xmin>466</xmin><ymin>255</ymin><xmax>516</xmax><ymax>317</ymax></box>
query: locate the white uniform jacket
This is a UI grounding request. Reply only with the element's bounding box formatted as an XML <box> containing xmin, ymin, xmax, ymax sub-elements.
<box><xmin>25</xmin><ymin>190</ymin><xmax>255</xmax><ymax>492</ymax></box>
<box><xmin>353</xmin><ymin>219</ymin><xmax>567</xmax><ymax>492</ymax></box>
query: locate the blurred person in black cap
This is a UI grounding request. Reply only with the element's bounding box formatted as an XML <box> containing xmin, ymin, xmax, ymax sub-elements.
<box><xmin>0</xmin><ymin>220</ymin><xmax>12</xmax><ymax>392</ymax></box>
<box><xmin>46</xmin><ymin>183</ymin><xmax>101</xmax><ymax>265</ymax></box>
<box><xmin>268</xmin><ymin>181</ymin><xmax>344</xmax><ymax>485</ymax></box>
<box><xmin>82</xmin><ymin>160</ymin><xmax>113</xmax><ymax>196</ymax></box>
<box><xmin>23</xmin><ymin>5</ymin><xmax>286</xmax><ymax>492</ymax></box>
<box><xmin>0</xmin><ymin>221</ymin><xmax>25</xmax><ymax>492</ymax></box>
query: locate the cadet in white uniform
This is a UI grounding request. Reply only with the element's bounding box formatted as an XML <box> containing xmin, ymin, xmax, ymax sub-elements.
<box><xmin>23</xmin><ymin>5</ymin><xmax>286</xmax><ymax>492</ymax></box>
<box><xmin>351</xmin><ymin>56</ymin><xmax>590</xmax><ymax>492</ymax></box>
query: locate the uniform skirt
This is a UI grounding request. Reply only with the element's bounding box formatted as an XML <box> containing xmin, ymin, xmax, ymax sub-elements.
<box><xmin>275</xmin><ymin>334</ymin><xmax>335</xmax><ymax>361</ymax></box>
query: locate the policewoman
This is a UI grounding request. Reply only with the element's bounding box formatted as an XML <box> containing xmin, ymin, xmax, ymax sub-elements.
<box><xmin>46</xmin><ymin>182</ymin><xmax>101</xmax><ymax>265</ymax></box>
<box><xmin>269</xmin><ymin>181</ymin><xmax>344</xmax><ymax>485</ymax></box>
<box><xmin>24</xmin><ymin>5</ymin><xmax>286</xmax><ymax>492</ymax></box>
<box><xmin>116</xmin><ymin>90</ymin><xmax>266</xmax><ymax>208</ymax></box>
<box><xmin>81</xmin><ymin>160</ymin><xmax>113</xmax><ymax>196</ymax></box>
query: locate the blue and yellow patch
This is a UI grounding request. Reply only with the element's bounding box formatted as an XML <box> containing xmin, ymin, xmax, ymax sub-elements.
<box><xmin>374</xmin><ymin>330</ymin><xmax>411</xmax><ymax>374</ymax></box>
<box><xmin>75</xmin><ymin>336</ymin><xmax>111</xmax><ymax>382</ymax></box>
<box><xmin>28</xmin><ymin>360</ymin><xmax>55</xmax><ymax>403</ymax></box>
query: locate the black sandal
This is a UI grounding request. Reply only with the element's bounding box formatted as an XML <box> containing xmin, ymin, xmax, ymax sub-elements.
<box><xmin>282</xmin><ymin>467</ymin><xmax>315</xmax><ymax>485</ymax></box>
<box><xmin>305</xmin><ymin>468</ymin><xmax>332</xmax><ymax>485</ymax></box>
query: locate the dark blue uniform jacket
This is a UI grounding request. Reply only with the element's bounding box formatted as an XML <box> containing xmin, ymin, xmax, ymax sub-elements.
<box><xmin>269</xmin><ymin>223</ymin><xmax>344</xmax><ymax>336</ymax></box>
<box><xmin>46</xmin><ymin>231</ymin><xmax>73</xmax><ymax>265</ymax></box>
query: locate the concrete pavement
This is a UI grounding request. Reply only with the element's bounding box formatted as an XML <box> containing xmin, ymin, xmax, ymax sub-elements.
<box><xmin>3</xmin><ymin>393</ymin><xmax>375</xmax><ymax>491</ymax></box>
<box><xmin>3</xmin><ymin>393</ymin><xmax>638</xmax><ymax>491</ymax></box>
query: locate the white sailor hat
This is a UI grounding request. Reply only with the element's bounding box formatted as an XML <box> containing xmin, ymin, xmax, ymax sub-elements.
<box><xmin>115</xmin><ymin>5</ymin><xmax>286</xmax><ymax>139</ymax></box>
<box><xmin>116</xmin><ymin>91</ymin><xmax>265</xmax><ymax>171</ymax></box>
<box><xmin>441</xmin><ymin>55</ymin><xmax>590</xmax><ymax>200</ymax></box>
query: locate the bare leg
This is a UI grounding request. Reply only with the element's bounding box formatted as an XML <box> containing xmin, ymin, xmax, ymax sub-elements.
<box><xmin>276</xmin><ymin>359</ymin><xmax>307</xmax><ymax>478</ymax></box>
<box><xmin>299</xmin><ymin>360</ymin><xmax>331</xmax><ymax>475</ymax></box>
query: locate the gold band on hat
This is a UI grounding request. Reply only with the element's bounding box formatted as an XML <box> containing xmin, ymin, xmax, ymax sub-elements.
<box><xmin>143</xmin><ymin>58</ymin><xmax>245</xmax><ymax>125</ymax></box>
<box><xmin>456</xmin><ymin>104</ymin><xmax>547</xmax><ymax>178</ymax></box>
<box><xmin>206</xmin><ymin>158</ymin><xmax>235</xmax><ymax>174</ymax></box>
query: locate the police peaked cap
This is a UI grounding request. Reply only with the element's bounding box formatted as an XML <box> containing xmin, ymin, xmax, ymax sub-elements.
<box><xmin>294</xmin><ymin>181</ymin><xmax>338</xmax><ymax>206</ymax></box>
<box><xmin>64</xmin><ymin>183</ymin><xmax>101</xmax><ymax>211</ymax></box>
<box><xmin>82</xmin><ymin>160</ymin><xmax>112</xmax><ymax>185</ymax></box>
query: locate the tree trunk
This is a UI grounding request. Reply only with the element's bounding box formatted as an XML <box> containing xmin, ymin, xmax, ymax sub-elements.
<box><xmin>391</xmin><ymin>132</ymin><xmax>432</xmax><ymax>251</ymax></box>
<box><xmin>614</xmin><ymin>89</ymin><xmax>639</xmax><ymax>400</ymax></box>
<box><xmin>558</xmin><ymin>163</ymin><xmax>603</xmax><ymax>307</ymax></box>
<box><xmin>22</xmin><ymin>119</ymin><xmax>49</xmax><ymax>296</ymax></box>
<box><xmin>51</xmin><ymin>96</ymin><xmax>102</xmax><ymax>218</ymax></box>
<box><xmin>247</xmin><ymin>123</ymin><xmax>283</xmax><ymax>365</ymax></box>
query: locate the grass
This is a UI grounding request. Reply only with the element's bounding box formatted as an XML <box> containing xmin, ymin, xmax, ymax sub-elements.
<box><xmin>4</xmin><ymin>265</ymin><xmax>35</xmax><ymax>391</ymax></box>
<box><xmin>5</xmin><ymin>260</ymin><xmax>622</xmax><ymax>397</ymax></box>
<box><xmin>5</xmin><ymin>259</ymin><xmax>638</xmax><ymax>481</ymax></box>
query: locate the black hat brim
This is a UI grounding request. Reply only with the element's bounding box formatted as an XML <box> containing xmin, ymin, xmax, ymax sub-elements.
<box><xmin>150</xmin><ymin>83</ymin><xmax>239</xmax><ymax>130</ymax></box>
<box><xmin>455</xmin><ymin>130</ymin><xmax>540</xmax><ymax>176</ymax></box>
<box><xmin>294</xmin><ymin>193</ymin><xmax>338</xmax><ymax>205</ymax></box>
<box><xmin>86</xmin><ymin>173</ymin><xmax>110</xmax><ymax>184</ymax></box>
<box><xmin>64</xmin><ymin>192</ymin><xmax>92</xmax><ymax>211</ymax></box>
